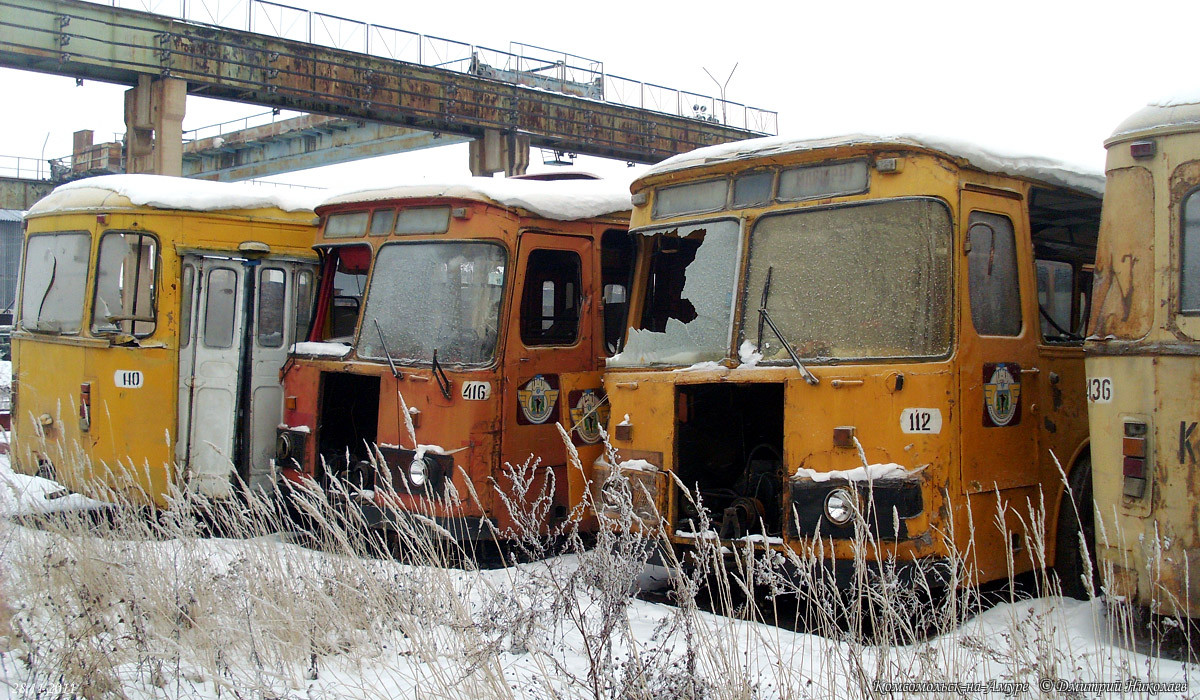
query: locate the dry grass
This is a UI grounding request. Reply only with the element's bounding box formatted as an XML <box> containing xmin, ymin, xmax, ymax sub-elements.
<box><xmin>0</xmin><ymin>441</ymin><xmax>1194</xmax><ymax>699</ymax></box>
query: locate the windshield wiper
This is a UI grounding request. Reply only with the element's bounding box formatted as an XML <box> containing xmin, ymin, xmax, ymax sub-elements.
<box><xmin>758</xmin><ymin>266</ymin><xmax>819</xmax><ymax>386</ymax></box>
<box><xmin>431</xmin><ymin>349</ymin><xmax>452</xmax><ymax>400</ymax></box>
<box><xmin>374</xmin><ymin>319</ymin><xmax>402</xmax><ymax>379</ymax></box>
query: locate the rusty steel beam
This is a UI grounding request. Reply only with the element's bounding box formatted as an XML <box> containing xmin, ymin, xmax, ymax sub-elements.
<box><xmin>182</xmin><ymin>114</ymin><xmax>471</xmax><ymax>180</ymax></box>
<box><xmin>0</xmin><ymin>177</ymin><xmax>52</xmax><ymax>209</ymax></box>
<box><xmin>0</xmin><ymin>0</ymin><xmax>763</xmax><ymax>164</ymax></box>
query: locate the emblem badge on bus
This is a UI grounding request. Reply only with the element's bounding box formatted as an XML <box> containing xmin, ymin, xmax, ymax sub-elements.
<box><xmin>517</xmin><ymin>374</ymin><xmax>559</xmax><ymax>425</ymax></box>
<box><xmin>569</xmin><ymin>389</ymin><xmax>610</xmax><ymax>444</ymax></box>
<box><xmin>983</xmin><ymin>363</ymin><xmax>1021</xmax><ymax>427</ymax></box>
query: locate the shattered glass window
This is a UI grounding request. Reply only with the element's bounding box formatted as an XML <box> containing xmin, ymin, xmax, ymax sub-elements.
<box><xmin>92</xmin><ymin>232</ymin><xmax>158</xmax><ymax>337</ymax></box>
<box><xmin>739</xmin><ymin>198</ymin><xmax>951</xmax><ymax>362</ymax></box>
<box><xmin>612</xmin><ymin>219</ymin><xmax>741</xmax><ymax>365</ymax></box>
<box><xmin>19</xmin><ymin>231</ymin><xmax>91</xmax><ymax>334</ymax></box>
<box><xmin>968</xmin><ymin>211</ymin><xmax>1022</xmax><ymax>336</ymax></box>
<box><xmin>358</xmin><ymin>241</ymin><xmax>506</xmax><ymax>365</ymax></box>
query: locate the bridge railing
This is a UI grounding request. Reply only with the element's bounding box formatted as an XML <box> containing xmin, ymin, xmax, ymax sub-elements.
<box><xmin>102</xmin><ymin>0</ymin><xmax>778</xmax><ymax>134</ymax></box>
<box><xmin>0</xmin><ymin>155</ymin><xmax>53</xmax><ymax>180</ymax></box>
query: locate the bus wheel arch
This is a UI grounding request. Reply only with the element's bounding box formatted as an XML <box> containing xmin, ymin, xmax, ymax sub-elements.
<box><xmin>1054</xmin><ymin>450</ymin><xmax>1098</xmax><ymax>600</ymax></box>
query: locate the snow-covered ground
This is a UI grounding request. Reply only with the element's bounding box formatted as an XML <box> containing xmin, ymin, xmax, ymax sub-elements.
<box><xmin>0</xmin><ymin>448</ymin><xmax>1194</xmax><ymax>699</ymax></box>
<box><xmin>0</xmin><ymin>357</ymin><xmax>1194</xmax><ymax>699</ymax></box>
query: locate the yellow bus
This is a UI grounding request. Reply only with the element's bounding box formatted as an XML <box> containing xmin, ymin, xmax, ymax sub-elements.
<box><xmin>11</xmin><ymin>175</ymin><xmax>318</xmax><ymax>508</ymax></box>
<box><xmin>596</xmin><ymin>135</ymin><xmax>1102</xmax><ymax>592</ymax></box>
<box><xmin>1089</xmin><ymin>96</ymin><xmax>1200</xmax><ymax>618</ymax></box>
<box><xmin>273</xmin><ymin>177</ymin><xmax>633</xmax><ymax>544</ymax></box>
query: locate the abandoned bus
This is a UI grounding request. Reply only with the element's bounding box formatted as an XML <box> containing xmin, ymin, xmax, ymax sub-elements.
<box><xmin>597</xmin><ymin>135</ymin><xmax>1101</xmax><ymax>592</ymax></box>
<box><xmin>275</xmin><ymin>178</ymin><xmax>633</xmax><ymax>542</ymax></box>
<box><xmin>1088</xmin><ymin>97</ymin><xmax>1200</xmax><ymax>618</ymax></box>
<box><xmin>11</xmin><ymin>175</ymin><xmax>318</xmax><ymax>507</ymax></box>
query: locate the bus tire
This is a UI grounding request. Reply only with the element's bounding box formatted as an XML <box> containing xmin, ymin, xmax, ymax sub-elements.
<box><xmin>1055</xmin><ymin>455</ymin><xmax>1097</xmax><ymax>600</ymax></box>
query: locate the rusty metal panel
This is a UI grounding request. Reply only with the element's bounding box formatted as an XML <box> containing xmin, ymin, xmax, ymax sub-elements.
<box><xmin>0</xmin><ymin>0</ymin><xmax>762</xmax><ymax>164</ymax></box>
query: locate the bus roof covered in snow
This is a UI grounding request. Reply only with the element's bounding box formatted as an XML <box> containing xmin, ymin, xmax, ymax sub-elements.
<box><xmin>318</xmin><ymin>177</ymin><xmax>633</xmax><ymax>220</ymax></box>
<box><xmin>641</xmin><ymin>133</ymin><xmax>1104</xmax><ymax>197</ymax></box>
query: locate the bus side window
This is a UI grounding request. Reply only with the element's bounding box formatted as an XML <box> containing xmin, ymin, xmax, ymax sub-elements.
<box><xmin>256</xmin><ymin>267</ymin><xmax>287</xmax><ymax>348</ymax></box>
<box><xmin>92</xmin><ymin>232</ymin><xmax>158</xmax><ymax>337</ymax></box>
<box><xmin>1181</xmin><ymin>190</ymin><xmax>1200</xmax><ymax>313</ymax></box>
<box><xmin>600</xmin><ymin>229</ymin><xmax>636</xmax><ymax>355</ymax></box>
<box><xmin>521</xmin><ymin>249</ymin><xmax>581</xmax><ymax>346</ymax></box>
<box><xmin>294</xmin><ymin>270</ymin><xmax>314</xmax><ymax>345</ymax></box>
<box><xmin>1036</xmin><ymin>259</ymin><xmax>1076</xmax><ymax>342</ymax></box>
<box><xmin>967</xmin><ymin>212</ymin><xmax>1021</xmax><ymax>336</ymax></box>
<box><xmin>180</xmin><ymin>264</ymin><xmax>195</xmax><ymax>348</ymax></box>
<box><xmin>204</xmin><ymin>268</ymin><xmax>238</xmax><ymax>349</ymax></box>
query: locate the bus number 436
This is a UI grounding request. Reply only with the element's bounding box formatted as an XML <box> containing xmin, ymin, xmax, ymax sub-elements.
<box><xmin>1087</xmin><ymin>377</ymin><xmax>1113</xmax><ymax>403</ymax></box>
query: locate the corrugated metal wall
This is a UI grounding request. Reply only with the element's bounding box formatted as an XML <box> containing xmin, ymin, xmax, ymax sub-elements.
<box><xmin>0</xmin><ymin>210</ymin><xmax>24</xmax><ymax>322</ymax></box>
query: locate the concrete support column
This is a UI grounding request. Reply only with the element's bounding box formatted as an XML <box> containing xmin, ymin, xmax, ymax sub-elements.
<box><xmin>124</xmin><ymin>76</ymin><xmax>187</xmax><ymax>176</ymax></box>
<box><xmin>468</xmin><ymin>129</ymin><xmax>529</xmax><ymax>177</ymax></box>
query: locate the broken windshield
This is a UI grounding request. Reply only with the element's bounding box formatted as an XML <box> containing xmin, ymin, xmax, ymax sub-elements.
<box><xmin>611</xmin><ymin>218</ymin><xmax>741</xmax><ymax>366</ymax></box>
<box><xmin>739</xmin><ymin>198</ymin><xmax>952</xmax><ymax>363</ymax></box>
<box><xmin>357</xmin><ymin>241</ymin><xmax>506</xmax><ymax>366</ymax></box>
<box><xmin>20</xmin><ymin>231</ymin><xmax>91</xmax><ymax>334</ymax></box>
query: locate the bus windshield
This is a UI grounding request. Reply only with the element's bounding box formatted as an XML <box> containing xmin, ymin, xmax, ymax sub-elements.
<box><xmin>357</xmin><ymin>241</ymin><xmax>506</xmax><ymax>366</ymax></box>
<box><xmin>739</xmin><ymin>198</ymin><xmax>952</xmax><ymax>362</ymax></box>
<box><xmin>613</xmin><ymin>219</ymin><xmax>740</xmax><ymax>366</ymax></box>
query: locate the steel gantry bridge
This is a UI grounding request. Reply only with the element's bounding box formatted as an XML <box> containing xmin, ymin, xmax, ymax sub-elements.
<box><xmin>0</xmin><ymin>0</ymin><xmax>778</xmax><ymax>183</ymax></box>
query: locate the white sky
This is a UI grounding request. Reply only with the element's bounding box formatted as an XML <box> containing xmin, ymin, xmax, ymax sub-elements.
<box><xmin>1</xmin><ymin>0</ymin><xmax>1197</xmax><ymax>190</ymax></box>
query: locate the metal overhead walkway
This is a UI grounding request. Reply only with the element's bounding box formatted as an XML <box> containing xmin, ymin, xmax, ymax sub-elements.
<box><xmin>0</xmin><ymin>0</ymin><xmax>777</xmax><ymax>177</ymax></box>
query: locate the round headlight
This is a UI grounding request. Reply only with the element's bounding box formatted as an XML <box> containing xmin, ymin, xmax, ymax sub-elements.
<box><xmin>408</xmin><ymin>458</ymin><xmax>428</xmax><ymax>487</ymax></box>
<box><xmin>275</xmin><ymin>432</ymin><xmax>293</xmax><ymax>462</ymax></box>
<box><xmin>824</xmin><ymin>487</ymin><xmax>856</xmax><ymax>526</ymax></box>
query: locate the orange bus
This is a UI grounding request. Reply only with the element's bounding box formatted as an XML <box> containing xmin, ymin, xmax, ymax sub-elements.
<box><xmin>596</xmin><ymin>135</ymin><xmax>1101</xmax><ymax>592</ymax></box>
<box><xmin>274</xmin><ymin>177</ymin><xmax>633</xmax><ymax>544</ymax></box>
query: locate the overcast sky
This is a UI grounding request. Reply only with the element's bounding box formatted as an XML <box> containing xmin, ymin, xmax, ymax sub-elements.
<box><xmin>1</xmin><ymin>0</ymin><xmax>1196</xmax><ymax>190</ymax></box>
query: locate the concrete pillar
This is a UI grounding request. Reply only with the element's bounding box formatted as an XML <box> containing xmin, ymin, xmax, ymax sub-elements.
<box><xmin>124</xmin><ymin>76</ymin><xmax>187</xmax><ymax>176</ymax></box>
<box><xmin>468</xmin><ymin>129</ymin><xmax>529</xmax><ymax>177</ymax></box>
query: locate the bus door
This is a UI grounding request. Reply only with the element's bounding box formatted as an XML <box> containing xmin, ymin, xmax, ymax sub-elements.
<box><xmin>958</xmin><ymin>190</ymin><xmax>1040</xmax><ymax>497</ymax></box>
<box><xmin>502</xmin><ymin>233</ymin><xmax>596</xmax><ymax>515</ymax></box>
<box><xmin>177</xmin><ymin>255</ymin><xmax>315</xmax><ymax>497</ymax></box>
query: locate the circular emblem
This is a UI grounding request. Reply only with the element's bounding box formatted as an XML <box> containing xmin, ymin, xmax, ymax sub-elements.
<box><xmin>518</xmin><ymin>375</ymin><xmax>559</xmax><ymax>425</ymax></box>
<box><xmin>984</xmin><ymin>365</ymin><xmax>1020</xmax><ymax>426</ymax></box>
<box><xmin>571</xmin><ymin>390</ymin><xmax>605</xmax><ymax>444</ymax></box>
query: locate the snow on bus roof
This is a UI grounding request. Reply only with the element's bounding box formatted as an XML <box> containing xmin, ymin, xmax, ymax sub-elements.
<box><xmin>28</xmin><ymin>174</ymin><xmax>319</xmax><ymax>215</ymax></box>
<box><xmin>319</xmin><ymin>175</ymin><xmax>634</xmax><ymax>221</ymax></box>
<box><xmin>1107</xmin><ymin>93</ymin><xmax>1200</xmax><ymax>145</ymax></box>
<box><xmin>643</xmin><ymin>133</ymin><xmax>1105</xmax><ymax>198</ymax></box>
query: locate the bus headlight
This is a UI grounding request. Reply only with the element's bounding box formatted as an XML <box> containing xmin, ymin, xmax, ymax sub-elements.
<box><xmin>409</xmin><ymin>458</ymin><xmax>428</xmax><ymax>487</ymax></box>
<box><xmin>824</xmin><ymin>488</ymin><xmax>856</xmax><ymax>526</ymax></box>
<box><xmin>276</xmin><ymin>433</ymin><xmax>294</xmax><ymax>462</ymax></box>
<box><xmin>274</xmin><ymin>428</ymin><xmax>308</xmax><ymax>468</ymax></box>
